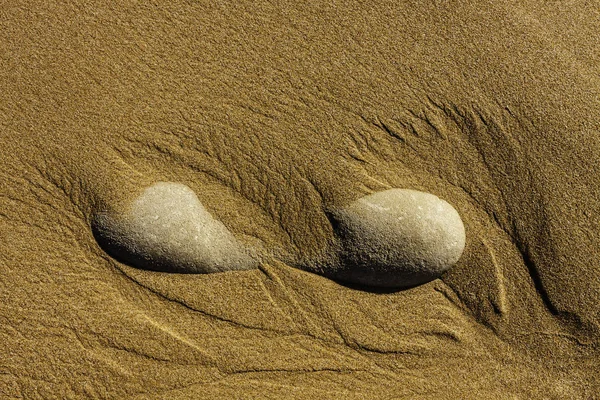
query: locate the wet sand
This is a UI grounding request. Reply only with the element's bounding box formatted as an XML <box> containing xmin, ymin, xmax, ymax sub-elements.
<box><xmin>1</xmin><ymin>1</ymin><xmax>599</xmax><ymax>398</ymax></box>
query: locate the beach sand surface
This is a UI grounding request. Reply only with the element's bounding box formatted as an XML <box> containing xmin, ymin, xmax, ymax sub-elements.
<box><xmin>1</xmin><ymin>1</ymin><xmax>599</xmax><ymax>398</ymax></box>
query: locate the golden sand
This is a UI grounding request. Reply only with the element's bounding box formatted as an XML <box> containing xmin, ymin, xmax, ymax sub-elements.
<box><xmin>1</xmin><ymin>1</ymin><xmax>599</xmax><ymax>398</ymax></box>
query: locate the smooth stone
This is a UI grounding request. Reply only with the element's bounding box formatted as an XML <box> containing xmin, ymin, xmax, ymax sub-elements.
<box><xmin>327</xmin><ymin>189</ymin><xmax>466</xmax><ymax>288</ymax></box>
<box><xmin>93</xmin><ymin>182</ymin><xmax>256</xmax><ymax>273</ymax></box>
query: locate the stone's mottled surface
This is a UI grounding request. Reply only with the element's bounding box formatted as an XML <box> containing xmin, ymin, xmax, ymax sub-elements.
<box><xmin>328</xmin><ymin>189</ymin><xmax>466</xmax><ymax>288</ymax></box>
<box><xmin>93</xmin><ymin>182</ymin><xmax>256</xmax><ymax>273</ymax></box>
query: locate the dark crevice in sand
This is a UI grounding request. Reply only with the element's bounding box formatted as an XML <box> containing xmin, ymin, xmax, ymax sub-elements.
<box><xmin>342</xmin><ymin>341</ymin><xmax>423</xmax><ymax>357</ymax></box>
<box><xmin>225</xmin><ymin>367</ymin><xmax>367</xmax><ymax>375</ymax></box>
<box><xmin>519</xmin><ymin>244</ymin><xmax>558</xmax><ymax>315</ymax></box>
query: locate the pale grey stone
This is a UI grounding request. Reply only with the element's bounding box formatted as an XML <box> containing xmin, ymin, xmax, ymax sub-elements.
<box><xmin>328</xmin><ymin>189</ymin><xmax>466</xmax><ymax>288</ymax></box>
<box><xmin>93</xmin><ymin>182</ymin><xmax>256</xmax><ymax>273</ymax></box>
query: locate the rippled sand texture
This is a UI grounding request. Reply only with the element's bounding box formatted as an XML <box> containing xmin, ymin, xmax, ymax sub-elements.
<box><xmin>2</xmin><ymin>1</ymin><xmax>600</xmax><ymax>398</ymax></box>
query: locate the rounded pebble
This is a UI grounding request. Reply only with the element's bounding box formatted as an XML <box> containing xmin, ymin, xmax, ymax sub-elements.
<box><xmin>327</xmin><ymin>189</ymin><xmax>466</xmax><ymax>288</ymax></box>
<box><xmin>93</xmin><ymin>182</ymin><xmax>256</xmax><ymax>273</ymax></box>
